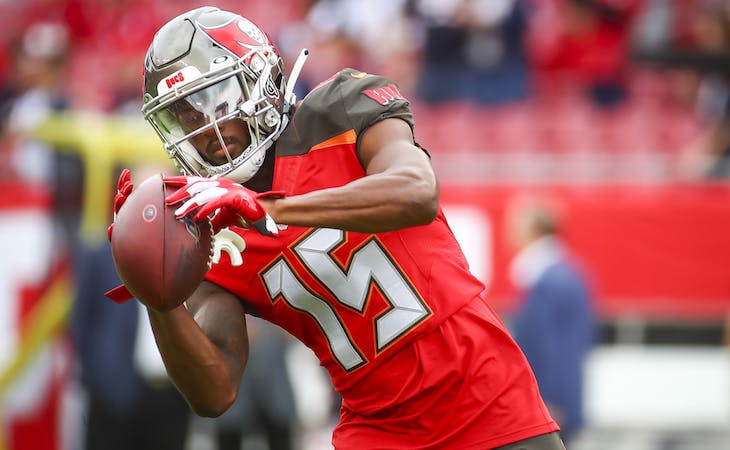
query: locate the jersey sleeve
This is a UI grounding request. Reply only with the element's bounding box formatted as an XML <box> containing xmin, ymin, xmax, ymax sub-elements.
<box><xmin>277</xmin><ymin>68</ymin><xmax>418</xmax><ymax>159</ymax></box>
<box><xmin>335</xmin><ymin>69</ymin><xmax>414</xmax><ymax>136</ymax></box>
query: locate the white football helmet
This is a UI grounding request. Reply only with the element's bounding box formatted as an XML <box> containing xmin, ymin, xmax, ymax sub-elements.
<box><xmin>142</xmin><ymin>6</ymin><xmax>307</xmax><ymax>182</ymax></box>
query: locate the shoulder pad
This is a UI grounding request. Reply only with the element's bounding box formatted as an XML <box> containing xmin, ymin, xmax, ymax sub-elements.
<box><xmin>277</xmin><ymin>69</ymin><xmax>414</xmax><ymax>156</ymax></box>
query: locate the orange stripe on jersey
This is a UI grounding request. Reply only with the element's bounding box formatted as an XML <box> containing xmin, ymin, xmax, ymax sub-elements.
<box><xmin>311</xmin><ymin>129</ymin><xmax>357</xmax><ymax>152</ymax></box>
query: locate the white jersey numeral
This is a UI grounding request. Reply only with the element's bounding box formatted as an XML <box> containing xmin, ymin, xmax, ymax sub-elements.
<box><xmin>262</xmin><ymin>228</ymin><xmax>430</xmax><ymax>371</ymax></box>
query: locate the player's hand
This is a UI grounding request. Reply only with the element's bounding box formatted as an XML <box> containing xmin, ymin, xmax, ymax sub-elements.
<box><xmin>107</xmin><ymin>168</ymin><xmax>134</xmax><ymax>241</ymax></box>
<box><xmin>163</xmin><ymin>175</ymin><xmax>283</xmax><ymax>236</ymax></box>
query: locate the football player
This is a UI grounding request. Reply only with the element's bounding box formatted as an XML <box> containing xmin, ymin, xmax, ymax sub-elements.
<box><xmin>110</xmin><ymin>6</ymin><xmax>564</xmax><ymax>449</ymax></box>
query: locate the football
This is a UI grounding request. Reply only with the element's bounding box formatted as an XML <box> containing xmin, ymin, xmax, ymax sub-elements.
<box><xmin>110</xmin><ymin>173</ymin><xmax>213</xmax><ymax>311</ymax></box>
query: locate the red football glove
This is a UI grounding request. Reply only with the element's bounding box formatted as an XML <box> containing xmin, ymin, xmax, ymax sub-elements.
<box><xmin>107</xmin><ymin>168</ymin><xmax>134</xmax><ymax>241</ymax></box>
<box><xmin>163</xmin><ymin>175</ymin><xmax>283</xmax><ymax>236</ymax></box>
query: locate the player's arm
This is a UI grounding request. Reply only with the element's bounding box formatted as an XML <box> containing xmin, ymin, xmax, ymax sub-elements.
<box><xmin>146</xmin><ymin>280</ymin><xmax>249</xmax><ymax>417</ymax></box>
<box><xmin>262</xmin><ymin>117</ymin><xmax>439</xmax><ymax>233</ymax></box>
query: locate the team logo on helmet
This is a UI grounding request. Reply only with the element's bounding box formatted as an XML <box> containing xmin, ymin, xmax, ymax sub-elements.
<box><xmin>200</xmin><ymin>18</ymin><xmax>266</xmax><ymax>58</ymax></box>
<box><xmin>264</xmin><ymin>77</ymin><xmax>279</xmax><ymax>98</ymax></box>
<box><xmin>237</xmin><ymin>19</ymin><xmax>265</xmax><ymax>45</ymax></box>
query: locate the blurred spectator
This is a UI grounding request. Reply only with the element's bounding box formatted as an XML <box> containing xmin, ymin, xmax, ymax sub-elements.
<box><xmin>62</xmin><ymin>0</ymin><xmax>163</xmax><ymax>111</ymax></box>
<box><xmin>684</xmin><ymin>89</ymin><xmax>730</xmax><ymax>179</ymax></box>
<box><xmin>0</xmin><ymin>20</ymin><xmax>88</xmax><ymax>249</ymax></box>
<box><xmin>206</xmin><ymin>317</ymin><xmax>298</xmax><ymax>450</ymax></box>
<box><xmin>298</xmin><ymin>0</ymin><xmax>415</xmax><ymax>94</ymax></box>
<box><xmin>668</xmin><ymin>0</ymin><xmax>730</xmax><ymax>180</ymax></box>
<box><xmin>2</xmin><ymin>21</ymin><xmax>70</xmax><ymax>184</ymax></box>
<box><xmin>70</xmin><ymin>169</ymin><xmax>191</xmax><ymax>450</ymax></box>
<box><xmin>506</xmin><ymin>196</ymin><xmax>597</xmax><ymax>445</ymax></box>
<box><xmin>409</xmin><ymin>0</ymin><xmax>530</xmax><ymax>105</ymax></box>
<box><xmin>526</xmin><ymin>0</ymin><xmax>644</xmax><ymax>107</ymax></box>
<box><xmin>0</xmin><ymin>99</ymin><xmax>15</xmax><ymax>180</ymax></box>
<box><xmin>631</xmin><ymin>0</ymin><xmax>673</xmax><ymax>53</ymax></box>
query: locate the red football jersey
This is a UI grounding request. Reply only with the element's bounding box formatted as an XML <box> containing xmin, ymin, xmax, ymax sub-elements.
<box><xmin>205</xmin><ymin>69</ymin><xmax>558</xmax><ymax>448</ymax></box>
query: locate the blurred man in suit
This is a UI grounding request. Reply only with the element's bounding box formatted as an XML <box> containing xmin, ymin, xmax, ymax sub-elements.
<box><xmin>508</xmin><ymin>198</ymin><xmax>597</xmax><ymax>445</ymax></box>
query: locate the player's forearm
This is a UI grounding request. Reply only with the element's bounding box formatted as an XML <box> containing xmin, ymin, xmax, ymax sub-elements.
<box><xmin>146</xmin><ymin>306</ymin><xmax>239</xmax><ymax>417</ymax></box>
<box><xmin>264</xmin><ymin>169</ymin><xmax>439</xmax><ymax>233</ymax></box>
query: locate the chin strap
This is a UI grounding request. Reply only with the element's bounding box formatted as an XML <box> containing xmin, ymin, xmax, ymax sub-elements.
<box><xmin>283</xmin><ymin>48</ymin><xmax>309</xmax><ymax>115</ymax></box>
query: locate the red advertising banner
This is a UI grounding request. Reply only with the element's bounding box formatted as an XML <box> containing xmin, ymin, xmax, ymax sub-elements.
<box><xmin>441</xmin><ymin>183</ymin><xmax>730</xmax><ymax>320</ymax></box>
